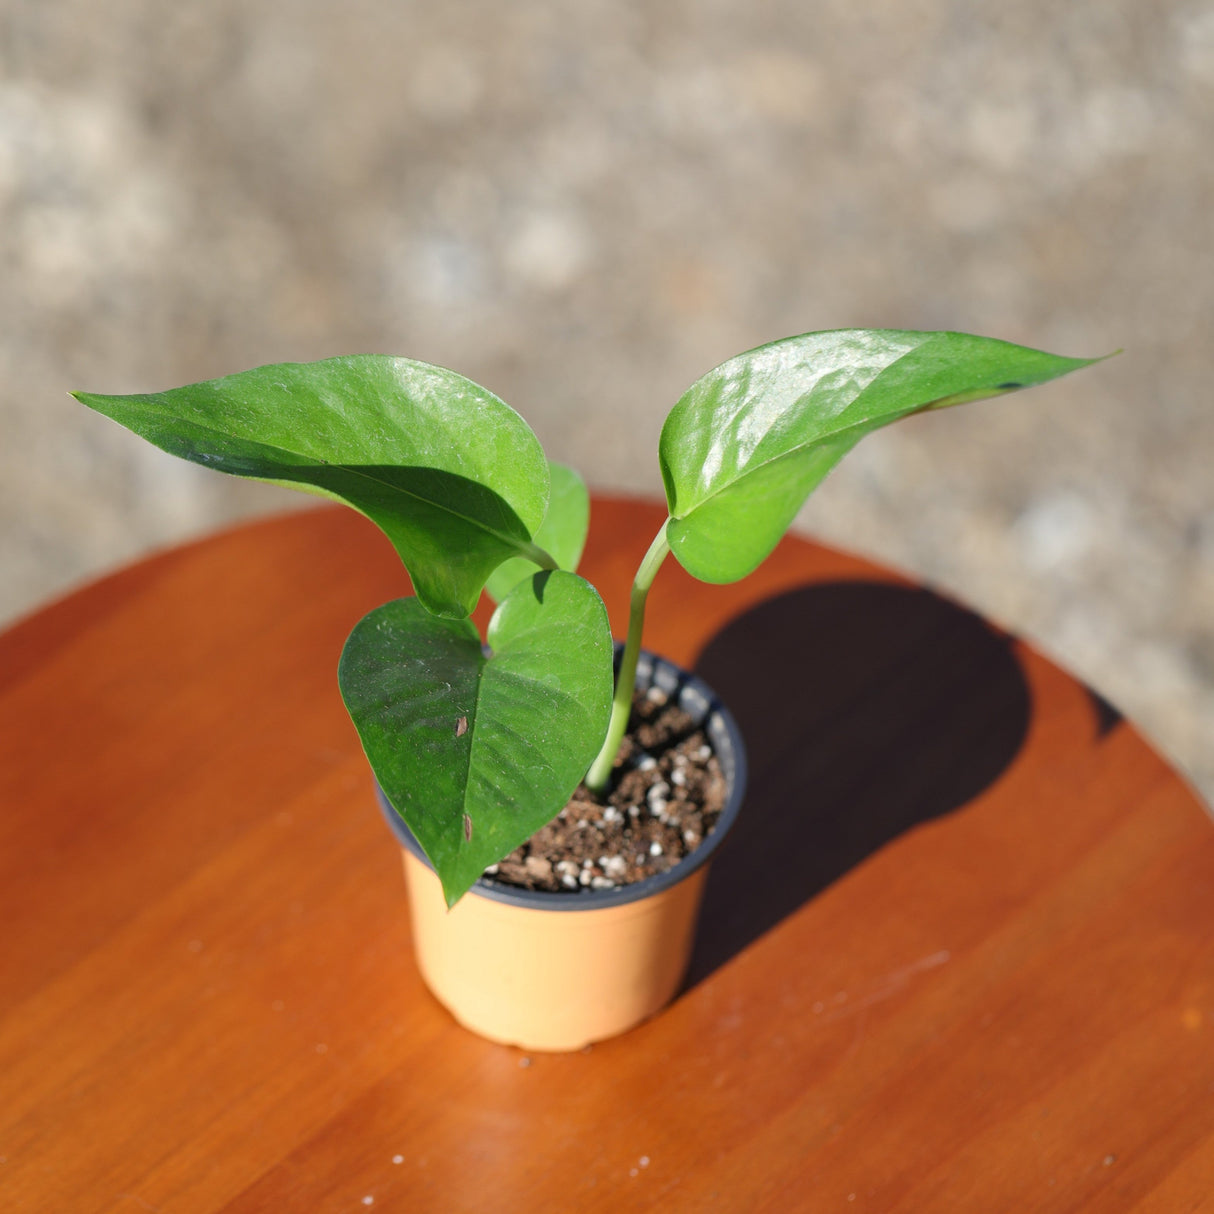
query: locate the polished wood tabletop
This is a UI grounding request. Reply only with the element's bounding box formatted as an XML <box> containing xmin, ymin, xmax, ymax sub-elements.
<box><xmin>3</xmin><ymin>497</ymin><xmax>1212</xmax><ymax>1213</ymax></box>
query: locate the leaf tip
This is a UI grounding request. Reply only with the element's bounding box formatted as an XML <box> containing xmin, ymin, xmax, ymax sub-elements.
<box><xmin>1055</xmin><ymin>348</ymin><xmax>1118</xmax><ymax>374</ymax></box>
<box><xmin>442</xmin><ymin>878</ymin><xmax>473</xmax><ymax>910</ymax></box>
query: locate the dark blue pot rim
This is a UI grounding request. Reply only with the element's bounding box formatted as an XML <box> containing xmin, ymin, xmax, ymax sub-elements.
<box><xmin>374</xmin><ymin>646</ymin><xmax>748</xmax><ymax>911</ymax></box>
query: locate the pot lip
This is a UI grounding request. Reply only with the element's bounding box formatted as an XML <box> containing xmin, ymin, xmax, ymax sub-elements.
<box><xmin>374</xmin><ymin>646</ymin><xmax>748</xmax><ymax>911</ymax></box>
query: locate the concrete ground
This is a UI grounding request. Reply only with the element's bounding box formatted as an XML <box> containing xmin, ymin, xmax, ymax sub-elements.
<box><xmin>2</xmin><ymin>1</ymin><xmax>1212</xmax><ymax>798</ymax></box>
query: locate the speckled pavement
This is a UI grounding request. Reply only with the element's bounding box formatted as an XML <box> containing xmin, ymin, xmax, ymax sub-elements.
<box><xmin>2</xmin><ymin>1</ymin><xmax>1212</xmax><ymax>798</ymax></box>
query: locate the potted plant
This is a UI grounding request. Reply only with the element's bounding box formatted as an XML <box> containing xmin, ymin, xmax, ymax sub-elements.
<box><xmin>74</xmin><ymin>328</ymin><xmax>1099</xmax><ymax>1050</ymax></box>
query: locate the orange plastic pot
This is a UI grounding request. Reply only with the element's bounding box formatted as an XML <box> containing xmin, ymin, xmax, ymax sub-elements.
<box><xmin>376</xmin><ymin>650</ymin><xmax>747</xmax><ymax>1052</ymax></box>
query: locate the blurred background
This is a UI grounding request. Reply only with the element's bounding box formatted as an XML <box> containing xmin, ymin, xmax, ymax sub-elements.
<box><xmin>2</xmin><ymin>1</ymin><xmax>1212</xmax><ymax>798</ymax></box>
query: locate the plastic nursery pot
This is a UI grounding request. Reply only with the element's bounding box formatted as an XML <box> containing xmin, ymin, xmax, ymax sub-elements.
<box><xmin>375</xmin><ymin>649</ymin><xmax>747</xmax><ymax>1053</ymax></box>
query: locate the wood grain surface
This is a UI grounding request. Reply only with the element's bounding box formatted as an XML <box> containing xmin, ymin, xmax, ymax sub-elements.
<box><xmin>2</xmin><ymin>498</ymin><xmax>1212</xmax><ymax>1213</ymax></box>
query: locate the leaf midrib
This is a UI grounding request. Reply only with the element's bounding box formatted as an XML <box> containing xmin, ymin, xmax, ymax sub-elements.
<box><xmin>102</xmin><ymin>397</ymin><xmax>541</xmax><ymax>552</ymax></box>
<box><xmin>673</xmin><ymin>357</ymin><xmax>943</xmax><ymax>519</ymax></box>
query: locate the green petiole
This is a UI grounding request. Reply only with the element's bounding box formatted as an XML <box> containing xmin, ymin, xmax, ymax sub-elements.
<box><xmin>583</xmin><ymin>520</ymin><xmax>671</xmax><ymax>794</ymax></box>
<box><xmin>518</xmin><ymin>541</ymin><xmax>561</xmax><ymax>571</ymax></box>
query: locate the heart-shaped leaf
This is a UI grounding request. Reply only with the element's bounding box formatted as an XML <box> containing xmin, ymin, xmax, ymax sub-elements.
<box><xmin>484</xmin><ymin>461</ymin><xmax>590</xmax><ymax>603</ymax></box>
<box><xmin>74</xmin><ymin>355</ymin><xmax>552</xmax><ymax>618</ymax></box>
<box><xmin>660</xmin><ymin>329</ymin><xmax>1101</xmax><ymax>583</ymax></box>
<box><xmin>339</xmin><ymin>570</ymin><xmax>613</xmax><ymax>905</ymax></box>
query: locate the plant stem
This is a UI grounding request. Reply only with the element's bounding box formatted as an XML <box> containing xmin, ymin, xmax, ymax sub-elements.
<box><xmin>519</xmin><ymin>542</ymin><xmax>561</xmax><ymax>571</ymax></box>
<box><xmin>584</xmin><ymin>520</ymin><xmax>671</xmax><ymax>794</ymax></box>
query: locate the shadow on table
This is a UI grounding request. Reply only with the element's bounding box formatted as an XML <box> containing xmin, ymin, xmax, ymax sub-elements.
<box><xmin>684</xmin><ymin>579</ymin><xmax>1031</xmax><ymax>988</ymax></box>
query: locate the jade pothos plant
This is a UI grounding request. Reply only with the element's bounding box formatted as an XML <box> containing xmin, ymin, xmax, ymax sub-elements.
<box><xmin>74</xmin><ymin>329</ymin><xmax>1099</xmax><ymax>905</ymax></box>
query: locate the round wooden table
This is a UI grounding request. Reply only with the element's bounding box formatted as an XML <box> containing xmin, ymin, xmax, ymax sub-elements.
<box><xmin>3</xmin><ymin>499</ymin><xmax>1212</xmax><ymax>1212</ymax></box>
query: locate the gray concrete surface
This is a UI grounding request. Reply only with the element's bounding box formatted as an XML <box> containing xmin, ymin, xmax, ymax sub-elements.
<box><xmin>3</xmin><ymin>1</ymin><xmax>1212</xmax><ymax>798</ymax></box>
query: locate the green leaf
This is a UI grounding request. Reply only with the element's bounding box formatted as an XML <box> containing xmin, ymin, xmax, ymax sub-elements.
<box><xmin>659</xmin><ymin>329</ymin><xmax>1102</xmax><ymax>584</ymax></box>
<box><xmin>484</xmin><ymin>461</ymin><xmax>589</xmax><ymax>603</ymax></box>
<box><xmin>73</xmin><ymin>355</ymin><xmax>552</xmax><ymax>618</ymax></box>
<box><xmin>339</xmin><ymin>570</ymin><xmax>614</xmax><ymax>906</ymax></box>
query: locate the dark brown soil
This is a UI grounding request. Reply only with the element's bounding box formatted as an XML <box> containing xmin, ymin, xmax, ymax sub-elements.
<box><xmin>486</xmin><ymin>685</ymin><xmax>728</xmax><ymax>893</ymax></box>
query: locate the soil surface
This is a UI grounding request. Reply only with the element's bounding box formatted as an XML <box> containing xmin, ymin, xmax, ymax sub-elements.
<box><xmin>487</xmin><ymin>685</ymin><xmax>728</xmax><ymax>893</ymax></box>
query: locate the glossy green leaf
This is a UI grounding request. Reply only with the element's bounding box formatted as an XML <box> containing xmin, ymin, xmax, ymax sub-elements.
<box><xmin>484</xmin><ymin>461</ymin><xmax>589</xmax><ymax>603</ymax></box>
<box><xmin>73</xmin><ymin>355</ymin><xmax>552</xmax><ymax>618</ymax></box>
<box><xmin>338</xmin><ymin>570</ymin><xmax>614</xmax><ymax>905</ymax></box>
<box><xmin>660</xmin><ymin>329</ymin><xmax>1101</xmax><ymax>583</ymax></box>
